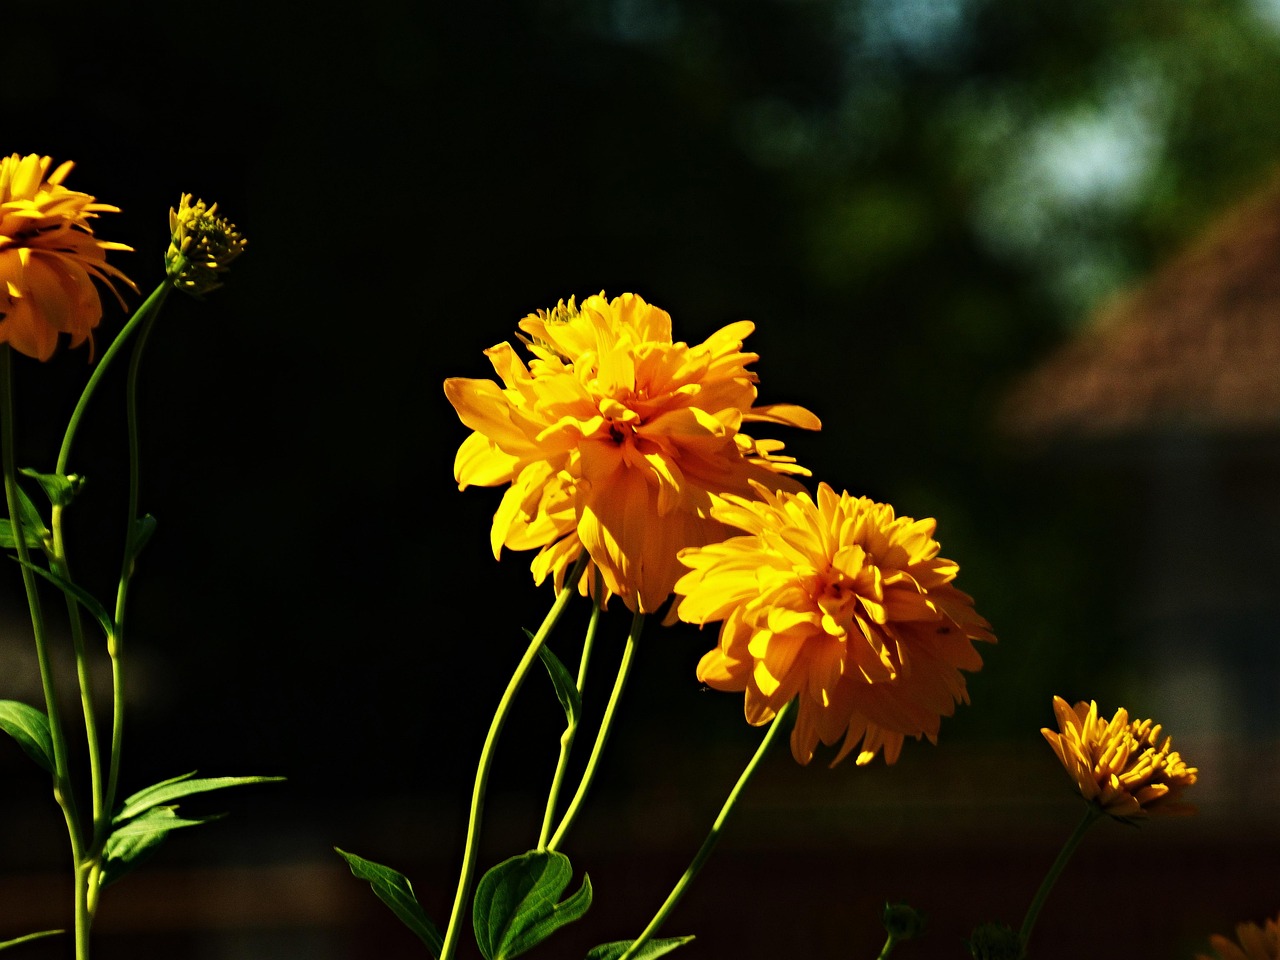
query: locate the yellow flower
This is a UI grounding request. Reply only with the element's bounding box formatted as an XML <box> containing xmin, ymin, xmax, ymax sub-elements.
<box><xmin>444</xmin><ymin>292</ymin><xmax>820</xmax><ymax>614</ymax></box>
<box><xmin>166</xmin><ymin>194</ymin><xmax>247</xmax><ymax>296</ymax></box>
<box><xmin>674</xmin><ymin>482</ymin><xmax>994</xmax><ymax>765</ymax></box>
<box><xmin>0</xmin><ymin>154</ymin><xmax>134</xmax><ymax>360</ymax></box>
<box><xmin>1198</xmin><ymin>912</ymin><xmax>1280</xmax><ymax>960</ymax></box>
<box><xmin>1041</xmin><ymin>697</ymin><xmax>1198</xmax><ymax>819</ymax></box>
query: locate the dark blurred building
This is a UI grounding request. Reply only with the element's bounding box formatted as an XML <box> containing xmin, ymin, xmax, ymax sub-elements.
<box><xmin>1003</xmin><ymin>171</ymin><xmax>1280</xmax><ymax>744</ymax></box>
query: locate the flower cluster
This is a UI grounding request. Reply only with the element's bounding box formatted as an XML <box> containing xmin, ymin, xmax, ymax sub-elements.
<box><xmin>1041</xmin><ymin>696</ymin><xmax>1198</xmax><ymax>819</ymax></box>
<box><xmin>166</xmin><ymin>194</ymin><xmax>247</xmax><ymax>296</ymax></box>
<box><xmin>675</xmin><ymin>482</ymin><xmax>994</xmax><ymax>765</ymax></box>
<box><xmin>1198</xmin><ymin>912</ymin><xmax>1280</xmax><ymax>960</ymax></box>
<box><xmin>0</xmin><ymin>154</ymin><xmax>134</xmax><ymax>360</ymax></box>
<box><xmin>445</xmin><ymin>293</ymin><xmax>820</xmax><ymax>614</ymax></box>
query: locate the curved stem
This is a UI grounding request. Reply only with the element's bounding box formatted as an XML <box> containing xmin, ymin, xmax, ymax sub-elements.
<box><xmin>1018</xmin><ymin>803</ymin><xmax>1103</xmax><ymax>951</ymax></box>
<box><xmin>538</xmin><ymin>570</ymin><xmax>603</xmax><ymax>849</ymax></box>
<box><xmin>876</xmin><ymin>934</ymin><xmax>896</xmax><ymax>960</ymax></box>
<box><xmin>44</xmin><ymin>283</ymin><xmax>169</xmax><ymax>867</ymax></box>
<box><xmin>438</xmin><ymin>553</ymin><xmax>588</xmax><ymax>960</ymax></box>
<box><xmin>618</xmin><ymin>697</ymin><xmax>796</xmax><ymax>960</ymax></box>
<box><xmin>0</xmin><ymin>347</ymin><xmax>86</xmax><ymax>951</ymax></box>
<box><xmin>547</xmin><ymin>608</ymin><xmax>643</xmax><ymax>852</ymax></box>
<box><xmin>56</xmin><ymin>282</ymin><xmax>170</xmax><ymax>476</ymax></box>
<box><xmin>101</xmin><ymin>303</ymin><xmax>164</xmax><ymax>834</ymax></box>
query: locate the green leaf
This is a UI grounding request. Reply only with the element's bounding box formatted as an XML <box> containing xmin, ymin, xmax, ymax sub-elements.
<box><xmin>129</xmin><ymin>514</ymin><xmax>157</xmax><ymax>561</ymax></box>
<box><xmin>533</xmin><ymin>634</ymin><xmax>581</xmax><ymax>727</ymax></box>
<box><xmin>12</xmin><ymin>559</ymin><xmax>114</xmax><ymax>641</ymax></box>
<box><xmin>100</xmin><ymin>805</ymin><xmax>221</xmax><ymax>887</ymax></box>
<box><xmin>584</xmin><ymin>937</ymin><xmax>696</xmax><ymax>960</ymax></box>
<box><xmin>473</xmin><ymin>849</ymin><xmax>592</xmax><ymax>960</ymax></box>
<box><xmin>0</xmin><ymin>929</ymin><xmax>64</xmax><ymax>951</ymax></box>
<box><xmin>19</xmin><ymin>468</ymin><xmax>83</xmax><ymax>508</ymax></box>
<box><xmin>335</xmin><ymin>848</ymin><xmax>443</xmax><ymax>956</ymax></box>
<box><xmin>0</xmin><ymin>484</ymin><xmax>49</xmax><ymax>550</ymax></box>
<box><xmin>0</xmin><ymin>518</ymin><xmax>44</xmax><ymax>550</ymax></box>
<box><xmin>113</xmin><ymin>772</ymin><xmax>285</xmax><ymax>824</ymax></box>
<box><xmin>0</xmin><ymin>701</ymin><xmax>54</xmax><ymax>774</ymax></box>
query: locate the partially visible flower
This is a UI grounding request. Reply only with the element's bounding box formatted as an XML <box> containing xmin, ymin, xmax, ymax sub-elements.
<box><xmin>0</xmin><ymin>154</ymin><xmax>135</xmax><ymax>360</ymax></box>
<box><xmin>1197</xmin><ymin>912</ymin><xmax>1280</xmax><ymax>960</ymax></box>
<box><xmin>675</xmin><ymin>482</ymin><xmax>994</xmax><ymax>765</ymax></box>
<box><xmin>445</xmin><ymin>293</ymin><xmax>820</xmax><ymax>614</ymax></box>
<box><xmin>166</xmin><ymin>194</ymin><xmax>247</xmax><ymax>296</ymax></box>
<box><xmin>1041</xmin><ymin>697</ymin><xmax>1198</xmax><ymax>819</ymax></box>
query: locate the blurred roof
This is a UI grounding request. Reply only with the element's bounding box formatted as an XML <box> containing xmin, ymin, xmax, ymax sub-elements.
<box><xmin>1002</xmin><ymin>171</ymin><xmax>1280</xmax><ymax>440</ymax></box>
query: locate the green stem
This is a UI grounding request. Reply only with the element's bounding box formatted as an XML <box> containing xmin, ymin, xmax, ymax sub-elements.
<box><xmin>46</xmin><ymin>532</ymin><xmax>105</xmax><ymax>833</ymax></box>
<box><xmin>41</xmin><ymin>283</ymin><xmax>169</xmax><ymax>879</ymax></box>
<box><xmin>101</xmin><ymin>294</ymin><xmax>164</xmax><ymax>826</ymax></box>
<box><xmin>0</xmin><ymin>346</ymin><xmax>86</xmax><ymax>954</ymax></box>
<box><xmin>438</xmin><ymin>553</ymin><xmax>588</xmax><ymax>960</ymax></box>
<box><xmin>546</xmin><ymin>608</ymin><xmax>643</xmax><ymax>852</ymax></box>
<box><xmin>618</xmin><ymin>697</ymin><xmax>796</xmax><ymax>960</ymax></box>
<box><xmin>1018</xmin><ymin>804</ymin><xmax>1103</xmax><ymax>952</ymax></box>
<box><xmin>56</xmin><ymin>281</ymin><xmax>170</xmax><ymax>476</ymax></box>
<box><xmin>537</xmin><ymin>569</ymin><xmax>603</xmax><ymax>850</ymax></box>
<box><xmin>876</xmin><ymin>934</ymin><xmax>896</xmax><ymax>960</ymax></box>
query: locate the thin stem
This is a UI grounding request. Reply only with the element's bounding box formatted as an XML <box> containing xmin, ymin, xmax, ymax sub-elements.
<box><xmin>1018</xmin><ymin>803</ymin><xmax>1103</xmax><ymax>951</ymax></box>
<box><xmin>46</xmin><ymin>532</ymin><xmax>105</xmax><ymax>832</ymax></box>
<box><xmin>618</xmin><ymin>697</ymin><xmax>797</xmax><ymax>960</ymax></box>
<box><xmin>876</xmin><ymin>934</ymin><xmax>896</xmax><ymax>960</ymax></box>
<box><xmin>42</xmin><ymin>283</ymin><xmax>168</xmax><ymax>868</ymax></box>
<box><xmin>438</xmin><ymin>553</ymin><xmax>588</xmax><ymax>960</ymax></box>
<box><xmin>0</xmin><ymin>347</ymin><xmax>86</xmax><ymax>952</ymax></box>
<box><xmin>98</xmin><ymin>300</ymin><xmax>166</xmax><ymax>840</ymax></box>
<box><xmin>56</xmin><ymin>281</ymin><xmax>170</xmax><ymax>476</ymax></box>
<box><xmin>537</xmin><ymin>569</ymin><xmax>603</xmax><ymax>849</ymax></box>
<box><xmin>547</xmin><ymin>608</ymin><xmax>643</xmax><ymax>852</ymax></box>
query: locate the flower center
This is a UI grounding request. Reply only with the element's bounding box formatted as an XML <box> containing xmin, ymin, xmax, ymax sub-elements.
<box><xmin>815</xmin><ymin>573</ymin><xmax>858</xmax><ymax>622</ymax></box>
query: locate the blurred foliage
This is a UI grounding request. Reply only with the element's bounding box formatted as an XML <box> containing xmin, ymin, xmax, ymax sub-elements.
<box><xmin>3</xmin><ymin>0</ymin><xmax>1280</xmax><ymax>796</ymax></box>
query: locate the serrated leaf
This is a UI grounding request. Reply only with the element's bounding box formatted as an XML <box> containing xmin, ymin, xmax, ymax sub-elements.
<box><xmin>113</xmin><ymin>772</ymin><xmax>284</xmax><ymax>824</ymax></box>
<box><xmin>12</xmin><ymin>559</ymin><xmax>113</xmax><ymax>641</ymax></box>
<box><xmin>0</xmin><ymin>701</ymin><xmax>54</xmax><ymax>774</ymax></box>
<box><xmin>534</xmin><ymin>638</ymin><xmax>581</xmax><ymax>727</ymax></box>
<box><xmin>19</xmin><ymin>468</ymin><xmax>82</xmax><ymax>508</ymax></box>
<box><xmin>100</xmin><ymin>805</ymin><xmax>220</xmax><ymax>887</ymax></box>
<box><xmin>473</xmin><ymin>849</ymin><xmax>592</xmax><ymax>960</ymax></box>
<box><xmin>0</xmin><ymin>929</ymin><xmax>64</xmax><ymax>951</ymax></box>
<box><xmin>0</xmin><ymin>518</ymin><xmax>45</xmax><ymax>550</ymax></box>
<box><xmin>335</xmin><ymin>848</ymin><xmax>443</xmax><ymax>956</ymax></box>
<box><xmin>584</xmin><ymin>937</ymin><xmax>696</xmax><ymax>960</ymax></box>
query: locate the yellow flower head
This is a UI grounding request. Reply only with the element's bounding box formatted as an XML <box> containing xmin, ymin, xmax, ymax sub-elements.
<box><xmin>166</xmin><ymin>194</ymin><xmax>247</xmax><ymax>296</ymax></box>
<box><xmin>1041</xmin><ymin>697</ymin><xmax>1198</xmax><ymax>819</ymax></box>
<box><xmin>1198</xmin><ymin>912</ymin><xmax>1280</xmax><ymax>960</ymax></box>
<box><xmin>675</xmin><ymin>482</ymin><xmax>994</xmax><ymax>765</ymax></box>
<box><xmin>444</xmin><ymin>293</ymin><xmax>821</xmax><ymax>614</ymax></box>
<box><xmin>0</xmin><ymin>154</ymin><xmax>135</xmax><ymax>360</ymax></box>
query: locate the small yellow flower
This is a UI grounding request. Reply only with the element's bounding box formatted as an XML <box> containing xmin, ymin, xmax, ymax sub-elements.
<box><xmin>1197</xmin><ymin>912</ymin><xmax>1280</xmax><ymax>960</ymax></box>
<box><xmin>1041</xmin><ymin>697</ymin><xmax>1197</xmax><ymax>819</ymax></box>
<box><xmin>0</xmin><ymin>154</ymin><xmax>135</xmax><ymax>360</ymax></box>
<box><xmin>166</xmin><ymin>194</ymin><xmax>247</xmax><ymax>296</ymax></box>
<box><xmin>445</xmin><ymin>293</ymin><xmax>820</xmax><ymax>614</ymax></box>
<box><xmin>675</xmin><ymin>482</ymin><xmax>994</xmax><ymax>765</ymax></box>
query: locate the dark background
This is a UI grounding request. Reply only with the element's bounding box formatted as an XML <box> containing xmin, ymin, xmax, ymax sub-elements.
<box><xmin>2</xmin><ymin>0</ymin><xmax>1278</xmax><ymax>957</ymax></box>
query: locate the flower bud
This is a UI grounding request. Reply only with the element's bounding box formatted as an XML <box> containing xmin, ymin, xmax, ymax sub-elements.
<box><xmin>165</xmin><ymin>194</ymin><xmax>246</xmax><ymax>296</ymax></box>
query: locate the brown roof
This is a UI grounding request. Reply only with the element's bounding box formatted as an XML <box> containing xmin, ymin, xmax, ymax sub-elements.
<box><xmin>1002</xmin><ymin>173</ymin><xmax>1280</xmax><ymax>439</ymax></box>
